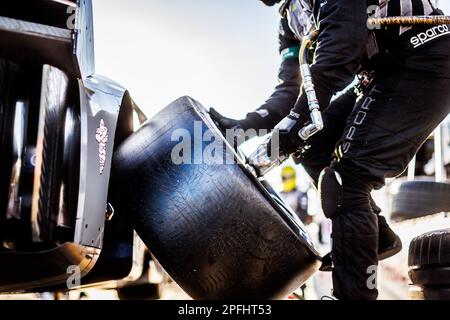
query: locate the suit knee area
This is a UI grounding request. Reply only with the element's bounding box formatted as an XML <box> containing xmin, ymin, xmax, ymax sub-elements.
<box><xmin>318</xmin><ymin>167</ymin><xmax>343</xmax><ymax>219</ymax></box>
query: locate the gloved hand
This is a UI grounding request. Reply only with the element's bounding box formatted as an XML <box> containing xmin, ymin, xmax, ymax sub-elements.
<box><xmin>209</xmin><ymin>107</ymin><xmax>257</xmax><ymax>149</ymax></box>
<box><xmin>268</xmin><ymin>112</ymin><xmax>307</xmax><ymax>159</ymax></box>
<box><xmin>209</xmin><ymin>108</ymin><xmax>244</xmax><ymax>133</ymax></box>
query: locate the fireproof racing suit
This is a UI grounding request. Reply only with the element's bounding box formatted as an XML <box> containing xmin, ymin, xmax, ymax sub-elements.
<box><xmin>275</xmin><ymin>0</ymin><xmax>450</xmax><ymax>300</ymax></box>
<box><xmin>211</xmin><ymin>0</ymin><xmax>450</xmax><ymax>299</ymax></box>
<box><xmin>213</xmin><ymin>0</ymin><xmax>395</xmax><ymax>298</ymax></box>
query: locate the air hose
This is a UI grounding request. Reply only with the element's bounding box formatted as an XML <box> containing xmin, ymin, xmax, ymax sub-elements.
<box><xmin>290</xmin><ymin>14</ymin><xmax>450</xmax><ymax>166</ymax></box>
<box><xmin>298</xmin><ymin>29</ymin><xmax>322</xmax><ymax>141</ymax></box>
<box><xmin>368</xmin><ymin>15</ymin><xmax>450</xmax><ymax>27</ymax></box>
<box><xmin>248</xmin><ymin>15</ymin><xmax>450</xmax><ymax>177</ymax></box>
<box><xmin>298</xmin><ymin>15</ymin><xmax>450</xmax><ymax>141</ymax></box>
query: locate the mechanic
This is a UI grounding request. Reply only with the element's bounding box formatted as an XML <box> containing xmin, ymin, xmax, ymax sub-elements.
<box><xmin>210</xmin><ymin>0</ymin><xmax>450</xmax><ymax>299</ymax></box>
<box><xmin>210</xmin><ymin>0</ymin><xmax>400</xmax><ymax>252</ymax></box>
<box><xmin>280</xmin><ymin>166</ymin><xmax>312</xmax><ymax>225</ymax></box>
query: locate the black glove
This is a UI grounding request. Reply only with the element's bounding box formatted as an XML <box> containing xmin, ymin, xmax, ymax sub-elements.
<box><xmin>210</xmin><ymin>108</ymin><xmax>258</xmax><ymax>148</ymax></box>
<box><xmin>209</xmin><ymin>108</ymin><xmax>243</xmax><ymax>133</ymax></box>
<box><xmin>268</xmin><ymin>111</ymin><xmax>306</xmax><ymax>159</ymax></box>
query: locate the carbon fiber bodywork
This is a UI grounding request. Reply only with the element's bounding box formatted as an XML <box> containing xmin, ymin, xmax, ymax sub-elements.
<box><xmin>0</xmin><ymin>1</ymin><xmax>144</xmax><ymax>292</ymax></box>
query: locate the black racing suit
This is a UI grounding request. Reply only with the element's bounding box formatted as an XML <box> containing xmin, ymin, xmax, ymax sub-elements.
<box><xmin>280</xmin><ymin>188</ymin><xmax>310</xmax><ymax>224</ymax></box>
<box><xmin>240</xmin><ymin>8</ymin><xmax>357</xmax><ymax>182</ymax></box>
<box><xmin>239</xmin><ymin>0</ymin><xmax>450</xmax><ymax>299</ymax></box>
<box><xmin>298</xmin><ymin>0</ymin><xmax>450</xmax><ymax>299</ymax></box>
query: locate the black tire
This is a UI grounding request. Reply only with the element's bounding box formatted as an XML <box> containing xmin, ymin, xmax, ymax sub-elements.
<box><xmin>408</xmin><ymin>229</ymin><xmax>450</xmax><ymax>269</ymax></box>
<box><xmin>391</xmin><ymin>180</ymin><xmax>450</xmax><ymax>222</ymax></box>
<box><xmin>0</xmin><ymin>59</ymin><xmax>20</xmax><ymax>235</ymax></box>
<box><xmin>112</xmin><ymin>96</ymin><xmax>320</xmax><ymax>300</ymax></box>
<box><xmin>37</xmin><ymin>67</ymin><xmax>68</xmax><ymax>243</ymax></box>
<box><xmin>56</xmin><ymin>100</ymin><xmax>80</xmax><ymax>242</ymax></box>
<box><xmin>0</xmin><ymin>59</ymin><xmax>7</xmax><ymax>153</ymax></box>
<box><xmin>408</xmin><ymin>229</ymin><xmax>450</xmax><ymax>287</ymax></box>
<box><xmin>0</xmin><ymin>59</ymin><xmax>10</xmax><ymax>225</ymax></box>
<box><xmin>117</xmin><ymin>283</ymin><xmax>162</xmax><ymax>300</ymax></box>
<box><xmin>409</xmin><ymin>285</ymin><xmax>450</xmax><ymax>300</ymax></box>
<box><xmin>409</xmin><ymin>267</ymin><xmax>450</xmax><ymax>286</ymax></box>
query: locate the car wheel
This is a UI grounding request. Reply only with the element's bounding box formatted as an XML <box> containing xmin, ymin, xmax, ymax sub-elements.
<box><xmin>409</xmin><ymin>286</ymin><xmax>450</xmax><ymax>300</ymax></box>
<box><xmin>408</xmin><ymin>229</ymin><xmax>450</xmax><ymax>299</ymax></box>
<box><xmin>391</xmin><ymin>180</ymin><xmax>450</xmax><ymax>222</ymax></box>
<box><xmin>111</xmin><ymin>96</ymin><xmax>321</xmax><ymax>300</ymax></box>
<box><xmin>36</xmin><ymin>66</ymin><xmax>70</xmax><ymax>244</ymax></box>
<box><xmin>0</xmin><ymin>59</ymin><xmax>21</xmax><ymax>237</ymax></box>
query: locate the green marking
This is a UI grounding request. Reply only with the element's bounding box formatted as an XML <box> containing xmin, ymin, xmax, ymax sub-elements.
<box><xmin>281</xmin><ymin>45</ymin><xmax>300</xmax><ymax>61</ymax></box>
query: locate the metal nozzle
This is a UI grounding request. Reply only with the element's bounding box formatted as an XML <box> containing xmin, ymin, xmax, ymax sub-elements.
<box><xmin>247</xmin><ymin>137</ymin><xmax>287</xmax><ymax>177</ymax></box>
<box><xmin>298</xmin><ymin>29</ymin><xmax>323</xmax><ymax>141</ymax></box>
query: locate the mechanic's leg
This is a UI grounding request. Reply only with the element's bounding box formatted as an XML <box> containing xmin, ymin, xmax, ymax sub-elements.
<box><xmin>320</xmin><ymin>165</ymin><xmax>379</xmax><ymax>299</ymax></box>
<box><xmin>301</xmin><ymin>88</ymin><xmax>398</xmax><ymax>261</ymax></box>
<box><xmin>368</xmin><ymin>197</ymin><xmax>401</xmax><ymax>259</ymax></box>
<box><xmin>301</xmin><ymin>88</ymin><xmax>357</xmax><ymax>184</ymax></box>
<box><xmin>325</xmin><ymin>56</ymin><xmax>450</xmax><ymax>299</ymax></box>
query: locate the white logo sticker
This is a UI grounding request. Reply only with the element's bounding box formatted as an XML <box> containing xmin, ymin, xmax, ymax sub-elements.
<box><xmin>95</xmin><ymin>119</ymin><xmax>109</xmax><ymax>175</ymax></box>
<box><xmin>410</xmin><ymin>25</ymin><xmax>450</xmax><ymax>48</ymax></box>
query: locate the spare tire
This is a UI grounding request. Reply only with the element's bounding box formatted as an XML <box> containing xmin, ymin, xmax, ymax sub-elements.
<box><xmin>408</xmin><ymin>229</ymin><xmax>450</xmax><ymax>299</ymax></box>
<box><xmin>111</xmin><ymin>96</ymin><xmax>321</xmax><ymax>300</ymax></box>
<box><xmin>391</xmin><ymin>180</ymin><xmax>450</xmax><ymax>222</ymax></box>
<box><xmin>408</xmin><ymin>229</ymin><xmax>450</xmax><ymax>286</ymax></box>
<box><xmin>409</xmin><ymin>286</ymin><xmax>450</xmax><ymax>300</ymax></box>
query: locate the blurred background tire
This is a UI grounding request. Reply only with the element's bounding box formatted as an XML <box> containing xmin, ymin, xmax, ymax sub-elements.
<box><xmin>408</xmin><ymin>229</ymin><xmax>450</xmax><ymax>300</ymax></box>
<box><xmin>391</xmin><ymin>180</ymin><xmax>450</xmax><ymax>222</ymax></box>
<box><xmin>409</xmin><ymin>286</ymin><xmax>450</xmax><ymax>300</ymax></box>
<box><xmin>0</xmin><ymin>59</ymin><xmax>21</xmax><ymax>241</ymax></box>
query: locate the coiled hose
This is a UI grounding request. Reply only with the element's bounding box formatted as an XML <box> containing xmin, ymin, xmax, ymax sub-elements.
<box><xmin>368</xmin><ymin>15</ymin><xmax>450</xmax><ymax>27</ymax></box>
<box><xmin>298</xmin><ymin>29</ymin><xmax>322</xmax><ymax>141</ymax></box>
<box><xmin>249</xmin><ymin>15</ymin><xmax>450</xmax><ymax>176</ymax></box>
<box><xmin>298</xmin><ymin>15</ymin><xmax>450</xmax><ymax>141</ymax></box>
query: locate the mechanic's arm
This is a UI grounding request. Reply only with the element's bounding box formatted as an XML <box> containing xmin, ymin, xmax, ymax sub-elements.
<box><xmin>210</xmin><ymin>16</ymin><xmax>301</xmax><ymax>133</ymax></box>
<box><xmin>273</xmin><ymin>0</ymin><xmax>369</xmax><ymax>155</ymax></box>
<box><xmin>243</xmin><ymin>53</ymin><xmax>301</xmax><ymax>131</ymax></box>
<box><xmin>293</xmin><ymin>0</ymin><xmax>368</xmax><ymax>119</ymax></box>
<box><xmin>247</xmin><ymin>16</ymin><xmax>302</xmax><ymax>131</ymax></box>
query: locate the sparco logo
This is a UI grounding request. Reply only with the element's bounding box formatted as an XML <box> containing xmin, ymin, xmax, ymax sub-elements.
<box><xmin>95</xmin><ymin>119</ymin><xmax>109</xmax><ymax>175</ymax></box>
<box><xmin>410</xmin><ymin>25</ymin><xmax>450</xmax><ymax>48</ymax></box>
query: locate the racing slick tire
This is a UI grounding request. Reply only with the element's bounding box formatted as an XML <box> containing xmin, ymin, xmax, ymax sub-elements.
<box><xmin>408</xmin><ymin>229</ymin><xmax>450</xmax><ymax>300</ymax></box>
<box><xmin>111</xmin><ymin>96</ymin><xmax>321</xmax><ymax>300</ymax></box>
<box><xmin>391</xmin><ymin>180</ymin><xmax>450</xmax><ymax>222</ymax></box>
<box><xmin>36</xmin><ymin>66</ymin><xmax>70</xmax><ymax>244</ymax></box>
